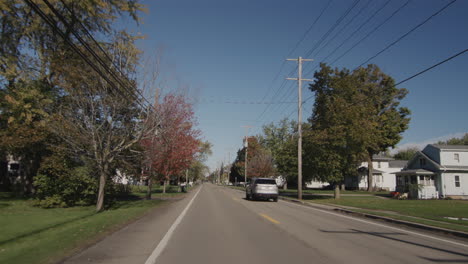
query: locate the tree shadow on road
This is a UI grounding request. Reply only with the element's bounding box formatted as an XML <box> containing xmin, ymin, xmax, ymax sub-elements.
<box><xmin>320</xmin><ymin>229</ymin><xmax>468</xmax><ymax>261</ymax></box>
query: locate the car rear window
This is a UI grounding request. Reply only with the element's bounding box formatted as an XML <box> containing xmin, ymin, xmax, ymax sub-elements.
<box><xmin>255</xmin><ymin>179</ymin><xmax>276</xmax><ymax>185</ymax></box>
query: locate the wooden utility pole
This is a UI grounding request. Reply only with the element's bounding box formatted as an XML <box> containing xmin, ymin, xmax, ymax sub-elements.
<box><xmin>241</xmin><ymin>126</ymin><xmax>252</xmax><ymax>186</ymax></box>
<box><xmin>286</xmin><ymin>57</ymin><xmax>313</xmax><ymax>200</ymax></box>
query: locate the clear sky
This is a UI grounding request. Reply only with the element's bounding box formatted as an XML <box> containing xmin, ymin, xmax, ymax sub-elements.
<box><xmin>127</xmin><ymin>0</ymin><xmax>468</xmax><ymax>171</ymax></box>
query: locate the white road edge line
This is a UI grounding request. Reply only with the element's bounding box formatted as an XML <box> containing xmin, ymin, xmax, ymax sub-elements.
<box><xmin>145</xmin><ymin>186</ymin><xmax>203</xmax><ymax>264</ymax></box>
<box><xmin>281</xmin><ymin>200</ymin><xmax>468</xmax><ymax>248</ymax></box>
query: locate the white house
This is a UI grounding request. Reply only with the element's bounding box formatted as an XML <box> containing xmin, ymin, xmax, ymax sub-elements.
<box><xmin>345</xmin><ymin>155</ymin><xmax>407</xmax><ymax>191</ymax></box>
<box><xmin>395</xmin><ymin>144</ymin><xmax>468</xmax><ymax>199</ymax></box>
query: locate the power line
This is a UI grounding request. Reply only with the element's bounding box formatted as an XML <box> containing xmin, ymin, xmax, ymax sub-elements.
<box><xmin>356</xmin><ymin>0</ymin><xmax>457</xmax><ymax>69</ymax></box>
<box><xmin>26</xmin><ymin>0</ymin><xmax>152</xmax><ymax>112</ymax></box>
<box><xmin>304</xmin><ymin>0</ymin><xmax>361</xmax><ymax>59</ymax></box>
<box><xmin>286</xmin><ymin>0</ymin><xmax>333</xmax><ymax>58</ymax></box>
<box><xmin>58</xmin><ymin>0</ymin><xmax>152</xmax><ymax>107</ymax></box>
<box><xmin>254</xmin><ymin>1</ymin><xmax>332</xmax><ymax>122</ymax></box>
<box><xmin>307</xmin><ymin>47</ymin><xmax>468</xmax><ymax>126</ymax></box>
<box><xmin>311</xmin><ymin>0</ymin><xmax>372</xmax><ymax>59</ymax></box>
<box><xmin>41</xmin><ymin>0</ymin><xmax>146</xmax><ymax>106</ymax></box>
<box><xmin>255</xmin><ymin>0</ymin><xmax>362</xmax><ymax>128</ymax></box>
<box><xmin>329</xmin><ymin>0</ymin><xmax>411</xmax><ymax>66</ymax></box>
<box><xmin>303</xmin><ymin>0</ymin><xmax>393</xmax><ymax>77</ymax></box>
<box><xmin>395</xmin><ymin>48</ymin><xmax>468</xmax><ymax>86</ymax></box>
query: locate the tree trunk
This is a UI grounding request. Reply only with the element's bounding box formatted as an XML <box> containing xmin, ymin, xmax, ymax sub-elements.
<box><xmin>146</xmin><ymin>177</ymin><xmax>152</xmax><ymax>200</ymax></box>
<box><xmin>163</xmin><ymin>179</ymin><xmax>166</xmax><ymax>193</ymax></box>
<box><xmin>367</xmin><ymin>154</ymin><xmax>374</xmax><ymax>192</ymax></box>
<box><xmin>340</xmin><ymin>183</ymin><xmax>345</xmax><ymax>191</ymax></box>
<box><xmin>96</xmin><ymin>168</ymin><xmax>107</xmax><ymax>212</ymax></box>
<box><xmin>334</xmin><ymin>184</ymin><xmax>341</xmax><ymax>199</ymax></box>
<box><xmin>283</xmin><ymin>182</ymin><xmax>288</xmax><ymax>190</ymax></box>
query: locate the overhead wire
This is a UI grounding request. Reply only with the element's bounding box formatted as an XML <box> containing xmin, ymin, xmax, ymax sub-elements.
<box><xmin>303</xmin><ymin>0</ymin><xmax>395</xmax><ymax>78</ymax></box>
<box><xmin>356</xmin><ymin>0</ymin><xmax>457</xmax><ymax>69</ymax></box>
<box><xmin>26</xmin><ymin>0</ymin><xmax>153</xmax><ymax>112</ymax></box>
<box><xmin>253</xmin><ymin>1</ymin><xmax>333</xmax><ymax>124</ymax></box>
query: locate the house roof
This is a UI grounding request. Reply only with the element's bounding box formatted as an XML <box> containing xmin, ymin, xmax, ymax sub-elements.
<box><xmin>394</xmin><ymin>169</ymin><xmax>436</xmax><ymax>175</ymax></box>
<box><xmin>389</xmin><ymin>160</ymin><xmax>408</xmax><ymax>168</ymax></box>
<box><xmin>430</xmin><ymin>144</ymin><xmax>468</xmax><ymax>151</ymax></box>
<box><xmin>372</xmin><ymin>154</ymin><xmax>394</xmax><ymax>161</ymax></box>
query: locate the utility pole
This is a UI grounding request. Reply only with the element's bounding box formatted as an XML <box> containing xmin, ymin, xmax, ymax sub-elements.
<box><xmin>286</xmin><ymin>57</ymin><xmax>313</xmax><ymax>200</ymax></box>
<box><xmin>241</xmin><ymin>125</ymin><xmax>252</xmax><ymax>186</ymax></box>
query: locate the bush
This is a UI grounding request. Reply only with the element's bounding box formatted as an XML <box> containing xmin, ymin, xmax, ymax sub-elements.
<box><xmin>34</xmin><ymin>151</ymin><xmax>98</xmax><ymax>208</ymax></box>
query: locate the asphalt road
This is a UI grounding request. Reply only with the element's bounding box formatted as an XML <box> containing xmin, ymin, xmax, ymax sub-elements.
<box><xmin>65</xmin><ymin>183</ymin><xmax>468</xmax><ymax>264</ymax></box>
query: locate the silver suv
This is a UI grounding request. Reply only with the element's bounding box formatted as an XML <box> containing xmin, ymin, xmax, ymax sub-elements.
<box><xmin>245</xmin><ymin>178</ymin><xmax>279</xmax><ymax>202</ymax></box>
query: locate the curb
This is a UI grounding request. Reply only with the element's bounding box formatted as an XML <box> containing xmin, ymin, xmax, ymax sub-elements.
<box><xmin>226</xmin><ymin>186</ymin><xmax>468</xmax><ymax>241</ymax></box>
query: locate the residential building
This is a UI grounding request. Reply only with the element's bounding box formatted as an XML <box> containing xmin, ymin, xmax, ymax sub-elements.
<box><xmin>345</xmin><ymin>155</ymin><xmax>407</xmax><ymax>191</ymax></box>
<box><xmin>395</xmin><ymin>144</ymin><xmax>468</xmax><ymax>199</ymax></box>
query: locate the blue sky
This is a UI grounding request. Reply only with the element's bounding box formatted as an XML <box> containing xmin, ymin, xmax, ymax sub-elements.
<box><xmin>126</xmin><ymin>0</ymin><xmax>468</xmax><ymax>171</ymax></box>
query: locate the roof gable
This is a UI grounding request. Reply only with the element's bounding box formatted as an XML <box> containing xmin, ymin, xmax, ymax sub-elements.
<box><xmin>406</xmin><ymin>151</ymin><xmax>440</xmax><ymax>172</ymax></box>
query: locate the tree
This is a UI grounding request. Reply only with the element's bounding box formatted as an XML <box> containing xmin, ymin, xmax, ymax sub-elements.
<box><xmin>305</xmin><ymin>63</ymin><xmax>410</xmax><ymax>196</ymax></box>
<box><xmin>0</xmin><ymin>80</ymin><xmax>56</xmax><ymax>194</ymax></box>
<box><xmin>248</xmin><ymin>150</ymin><xmax>276</xmax><ymax>178</ymax></box>
<box><xmin>188</xmin><ymin>141</ymin><xmax>212</xmax><ymax>183</ymax></box>
<box><xmin>258</xmin><ymin>119</ymin><xmax>298</xmax><ymax>179</ymax></box>
<box><xmin>50</xmin><ymin>33</ymin><xmax>151</xmax><ymax>212</ymax></box>
<box><xmin>141</xmin><ymin>94</ymin><xmax>201</xmax><ymax>198</ymax></box>
<box><xmin>233</xmin><ymin>137</ymin><xmax>274</xmax><ymax>181</ymax></box>
<box><xmin>0</xmin><ymin>0</ymin><xmax>144</xmax><ymax>196</ymax></box>
<box><xmin>393</xmin><ymin>147</ymin><xmax>420</xmax><ymax>160</ymax></box>
<box><xmin>437</xmin><ymin>133</ymin><xmax>468</xmax><ymax>145</ymax></box>
<box><xmin>352</xmin><ymin>65</ymin><xmax>411</xmax><ymax>191</ymax></box>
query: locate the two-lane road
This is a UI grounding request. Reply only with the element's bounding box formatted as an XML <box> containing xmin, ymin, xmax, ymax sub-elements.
<box><xmin>65</xmin><ymin>183</ymin><xmax>468</xmax><ymax>264</ymax></box>
<box><xmin>155</xmin><ymin>184</ymin><xmax>468</xmax><ymax>264</ymax></box>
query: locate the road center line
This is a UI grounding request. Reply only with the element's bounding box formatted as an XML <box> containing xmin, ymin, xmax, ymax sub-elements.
<box><xmin>283</xmin><ymin>200</ymin><xmax>468</xmax><ymax>248</ymax></box>
<box><xmin>260</xmin><ymin>213</ymin><xmax>280</xmax><ymax>224</ymax></box>
<box><xmin>145</xmin><ymin>186</ymin><xmax>202</xmax><ymax>264</ymax></box>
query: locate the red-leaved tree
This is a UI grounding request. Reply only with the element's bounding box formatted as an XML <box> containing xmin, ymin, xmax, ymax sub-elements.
<box><xmin>141</xmin><ymin>94</ymin><xmax>200</xmax><ymax>197</ymax></box>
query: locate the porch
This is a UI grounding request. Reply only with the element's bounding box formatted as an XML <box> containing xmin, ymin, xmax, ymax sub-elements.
<box><xmin>395</xmin><ymin>169</ymin><xmax>439</xmax><ymax>199</ymax></box>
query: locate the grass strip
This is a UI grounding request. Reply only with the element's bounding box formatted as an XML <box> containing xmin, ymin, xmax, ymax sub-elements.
<box><xmin>0</xmin><ymin>196</ymin><xmax>165</xmax><ymax>264</ymax></box>
<box><xmin>348</xmin><ymin>209</ymin><xmax>468</xmax><ymax>233</ymax></box>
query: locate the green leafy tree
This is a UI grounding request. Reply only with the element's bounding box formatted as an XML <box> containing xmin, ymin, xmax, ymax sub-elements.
<box><xmin>188</xmin><ymin>141</ymin><xmax>212</xmax><ymax>182</ymax></box>
<box><xmin>393</xmin><ymin>147</ymin><xmax>420</xmax><ymax>160</ymax></box>
<box><xmin>0</xmin><ymin>80</ymin><xmax>56</xmax><ymax>194</ymax></box>
<box><xmin>305</xmin><ymin>63</ymin><xmax>410</xmax><ymax>196</ymax></box>
<box><xmin>437</xmin><ymin>133</ymin><xmax>468</xmax><ymax>145</ymax></box>
<box><xmin>0</xmin><ymin>0</ymin><xmax>145</xmax><ymax>197</ymax></box>
<box><xmin>257</xmin><ymin>119</ymin><xmax>301</xmax><ymax>186</ymax></box>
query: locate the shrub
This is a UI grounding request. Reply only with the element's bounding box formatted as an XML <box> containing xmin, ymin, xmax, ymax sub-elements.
<box><xmin>34</xmin><ymin>151</ymin><xmax>98</xmax><ymax>208</ymax></box>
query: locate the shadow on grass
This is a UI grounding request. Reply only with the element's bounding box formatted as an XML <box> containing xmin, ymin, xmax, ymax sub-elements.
<box><xmin>280</xmin><ymin>193</ymin><xmax>331</xmax><ymax>200</ymax></box>
<box><xmin>0</xmin><ymin>203</ymin><xmax>10</xmax><ymax>208</ymax></box>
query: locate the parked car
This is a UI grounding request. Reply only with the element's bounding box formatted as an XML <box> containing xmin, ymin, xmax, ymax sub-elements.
<box><xmin>246</xmin><ymin>178</ymin><xmax>278</xmax><ymax>202</ymax></box>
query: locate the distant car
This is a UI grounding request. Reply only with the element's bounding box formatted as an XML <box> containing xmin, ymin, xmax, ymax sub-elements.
<box><xmin>245</xmin><ymin>178</ymin><xmax>279</xmax><ymax>202</ymax></box>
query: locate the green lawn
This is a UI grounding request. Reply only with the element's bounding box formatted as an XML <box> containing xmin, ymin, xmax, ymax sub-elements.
<box><xmin>0</xmin><ymin>192</ymin><xmax>166</xmax><ymax>264</ymax></box>
<box><xmin>309</xmin><ymin>197</ymin><xmax>468</xmax><ymax>230</ymax></box>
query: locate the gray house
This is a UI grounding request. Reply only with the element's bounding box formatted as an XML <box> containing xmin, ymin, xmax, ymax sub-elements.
<box><xmin>395</xmin><ymin>144</ymin><xmax>468</xmax><ymax>199</ymax></box>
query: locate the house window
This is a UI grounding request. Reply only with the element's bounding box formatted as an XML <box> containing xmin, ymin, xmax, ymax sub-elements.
<box><xmin>454</xmin><ymin>153</ymin><xmax>459</xmax><ymax>162</ymax></box>
<box><xmin>420</xmin><ymin>175</ymin><xmax>434</xmax><ymax>186</ymax></box>
<box><xmin>377</xmin><ymin>162</ymin><xmax>381</xmax><ymax>168</ymax></box>
<box><xmin>455</xmin><ymin>175</ymin><xmax>460</xmax><ymax>187</ymax></box>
